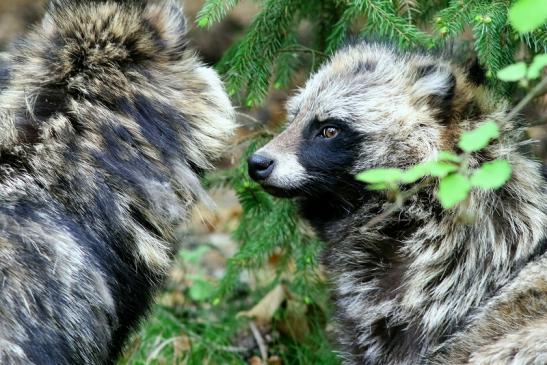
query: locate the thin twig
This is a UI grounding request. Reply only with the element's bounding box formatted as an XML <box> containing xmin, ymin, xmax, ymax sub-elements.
<box><xmin>362</xmin><ymin>179</ymin><xmax>431</xmax><ymax>230</ymax></box>
<box><xmin>154</xmin><ymin>310</ymin><xmax>250</xmax><ymax>355</ymax></box>
<box><xmin>146</xmin><ymin>337</ymin><xmax>183</xmax><ymax>365</ymax></box>
<box><xmin>506</xmin><ymin>77</ymin><xmax>547</xmax><ymax>121</ymax></box>
<box><xmin>363</xmin><ymin>198</ymin><xmax>403</xmax><ymax>230</ymax></box>
<box><xmin>249</xmin><ymin>321</ymin><xmax>268</xmax><ymax>362</ymax></box>
<box><xmin>528</xmin><ymin>114</ymin><xmax>547</xmax><ymax>127</ymax></box>
<box><xmin>145</xmin><ymin>331</ymin><xmax>249</xmax><ymax>365</ymax></box>
<box><xmin>236</xmin><ymin>111</ymin><xmax>264</xmax><ymax>128</ymax></box>
<box><xmin>278</xmin><ymin>45</ymin><xmax>327</xmax><ymax>58</ymax></box>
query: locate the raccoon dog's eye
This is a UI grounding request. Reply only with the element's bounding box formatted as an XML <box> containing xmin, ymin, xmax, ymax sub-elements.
<box><xmin>321</xmin><ymin>126</ymin><xmax>340</xmax><ymax>139</ymax></box>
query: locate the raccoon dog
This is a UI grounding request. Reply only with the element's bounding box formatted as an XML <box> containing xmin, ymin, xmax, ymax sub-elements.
<box><xmin>248</xmin><ymin>43</ymin><xmax>547</xmax><ymax>364</ymax></box>
<box><xmin>0</xmin><ymin>0</ymin><xmax>235</xmax><ymax>363</ymax></box>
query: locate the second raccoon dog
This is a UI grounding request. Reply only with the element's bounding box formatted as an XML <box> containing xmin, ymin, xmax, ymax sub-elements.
<box><xmin>0</xmin><ymin>0</ymin><xmax>235</xmax><ymax>363</ymax></box>
<box><xmin>248</xmin><ymin>43</ymin><xmax>547</xmax><ymax>364</ymax></box>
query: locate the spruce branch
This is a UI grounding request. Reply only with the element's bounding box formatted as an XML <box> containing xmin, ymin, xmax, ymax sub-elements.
<box><xmin>218</xmin><ymin>0</ymin><xmax>301</xmax><ymax>106</ymax></box>
<box><xmin>395</xmin><ymin>0</ymin><xmax>420</xmax><ymax>20</ymax></box>
<box><xmin>472</xmin><ymin>2</ymin><xmax>514</xmax><ymax>75</ymax></box>
<box><xmin>196</xmin><ymin>0</ymin><xmax>239</xmax><ymax>28</ymax></box>
<box><xmin>434</xmin><ymin>0</ymin><xmax>480</xmax><ymax>38</ymax></box>
<box><xmin>521</xmin><ymin>25</ymin><xmax>547</xmax><ymax>53</ymax></box>
<box><xmin>326</xmin><ymin>2</ymin><xmax>363</xmax><ymax>53</ymax></box>
<box><xmin>360</xmin><ymin>0</ymin><xmax>431</xmax><ymax>47</ymax></box>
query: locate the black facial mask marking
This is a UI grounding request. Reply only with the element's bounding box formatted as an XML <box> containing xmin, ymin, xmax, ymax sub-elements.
<box><xmin>295</xmin><ymin>118</ymin><xmax>368</xmax><ymax>227</ymax></box>
<box><xmin>298</xmin><ymin>118</ymin><xmax>363</xmax><ymax>178</ymax></box>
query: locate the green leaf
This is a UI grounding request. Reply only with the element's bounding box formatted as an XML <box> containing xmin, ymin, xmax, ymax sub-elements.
<box><xmin>366</xmin><ymin>183</ymin><xmax>391</xmax><ymax>191</ymax></box>
<box><xmin>401</xmin><ymin>164</ymin><xmax>430</xmax><ymax>184</ymax></box>
<box><xmin>188</xmin><ymin>277</ymin><xmax>216</xmax><ymax>302</ymax></box>
<box><xmin>470</xmin><ymin>160</ymin><xmax>512</xmax><ymax>189</ymax></box>
<box><xmin>438</xmin><ymin>173</ymin><xmax>471</xmax><ymax>209</ymax></box>
<box><xmin>509</xmin><ymin>0</ymin><xmax>547</xmax><ymax>34</ymax></box>
<box><xmin>497</xmin><ymin>62</ymin><xmax>527</xmax><ymax>81</ymax></box>
<box><xmin>356</xmin><ymin>168</ymin><xmax>403</xmax><ymax>183</ymax></box>
<box><xmin>458</xmin><ymin>121</ymin><xmax>500</xmax><ymax>153</ymax></box>
<box><xmin>424</xmin><ymin>161</ymin><xmax>459</xmax><ymax>177</ymax></box>
<box><xmin>438</xmin><ymin>151</ymin><xmax>463</xmax><ymax>163</ymax></box>
<box><xmin>527</xmin><ymin>54</ymin><xmax>547</xmax><ymax>79</ymax></box>
<box><xmin>401</xmin><ymin>161</ymin><xmax>458</xmax><ymax>183</ymax></box>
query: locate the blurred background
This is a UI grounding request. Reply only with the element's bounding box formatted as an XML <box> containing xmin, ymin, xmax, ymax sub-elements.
<box><xmin>0</xmin><ymin>1</ymin><xmax>545</xmax><ymax>365</ymax></box>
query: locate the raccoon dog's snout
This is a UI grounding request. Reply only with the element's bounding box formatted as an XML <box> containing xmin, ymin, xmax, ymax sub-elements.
<box><xmin>248</xmin><ymin>154</ymin><xmax>275</xmax><ymax>181</ymax></box>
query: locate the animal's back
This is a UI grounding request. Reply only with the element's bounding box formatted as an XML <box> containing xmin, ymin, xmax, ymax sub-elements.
<box><xmin>0</xmin><ymin>0</ymin><xmax>235</xmax><ymax>363</ymax></box>
<box><xmin>430</xmin><ymin>251</ymin><xmax>547</xmax><ymax>364</ymax></box>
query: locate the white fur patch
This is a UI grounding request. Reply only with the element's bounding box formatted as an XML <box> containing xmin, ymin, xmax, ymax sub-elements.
<box><xmin>255</xmin><ymin>147</ymin><xmax>308</xmax><ymax>189</ymax></box>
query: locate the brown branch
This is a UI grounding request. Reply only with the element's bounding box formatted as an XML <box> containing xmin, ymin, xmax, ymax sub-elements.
<box><xmin>528</xmin><ymin>114</ymin><xmax>547</xmax><ymax>127</ymax></box>
<box><xmin>362</xmin><ymin>179</ymin><xmax>431</xmax><ymax>230</ymax></box>
<box><xmin>507</xmin><ymin>77</ymin><xmax>547</xmax><ymax>122</ymax></box>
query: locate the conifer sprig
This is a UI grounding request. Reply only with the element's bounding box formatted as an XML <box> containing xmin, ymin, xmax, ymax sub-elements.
<box><xmin>196</xmin><ymin>0</ymin><xmax>239</xmax><ymax>28</ymax></box>
<box><xmin>199</xmin><ymin>0</ymin><xmax>545</xmax><ymax>105</ymax></box>
<box><xmin>358</xmin><ymin>0</ymin><xmax>431</xmax><ymax>47</ymax></box>
<box><xmin>216</xmin><ymin>0</ymin><xmax>301</xmax><ymax>106</ymax></box>
<box><xmin>472</xmin><ymin>2</ymin><xmax>515</xmax><ymax>75</ymax></box>
<box><xmin>434</xmin><ymin>0</ymin><xmax>480</xmax><ymax>38</ymax></box>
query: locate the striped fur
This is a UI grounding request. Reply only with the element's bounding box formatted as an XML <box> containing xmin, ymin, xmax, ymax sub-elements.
<box><xmin>250</xmin><ymin>43</ymin><xmax>547</xmax><ymax>364</ymax></box>
<box><xmin>0</xmin><ymin>0</ymin><xmax>235</xmax><ymax>363</ymax></box>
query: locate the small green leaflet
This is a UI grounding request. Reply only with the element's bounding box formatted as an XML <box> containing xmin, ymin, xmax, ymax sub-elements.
<box><xmin>401</xmin><ymin>161</ymin><xmax>458</xmax><ymax>183</ymax></box>
<box><xmin>420</xmin><ymin>161</ymin><xmax>458</xmax><ymax>177</ymax></box>
<box><xmin>438</xmin><ymin>173</ymin><xmax>471</xmax><ymax>209</ymax></box>
<box><xmin>458</xmin><ymin>121</ymin><xmax>500</xmax><ymax>153</ymax></box>
<box><xmin>497</xmin><ymin>62</ymin><xmax>527</xmax><ymax>81</ymax></box>
<box><xmin>356</xmin><ymin>168</ymin><xmax>403</xmax><ymax>183</ymax></box>
<box><xmin>508</xmin><ymin>0</ymin><xmax>547</xmax><ymax>33</ymax></box>
<box><xmin>438</xmin><ymin>151</ymin><xmax>463</xmax><ymax>163</ymax></box>
<box><xmin>366</xmin><ymin>183</ymin><xmax>391</xmax><ymax>190</ymax></box>
<box><xmin>357</xmin><ymin>154</ymin><xmax>462</xmax><ymax>187</ymax></box>
<box><xmin>527</xmin><ymin>54</ymin><xmax>547</xmax><ymax>79</ymax></box>
<box><xmin>471</xmin><ymin>160</ymin><xmax>512</xmax><ymax>189</ymax></box>
<box><xmin>401</xmin><ymin>164</ymin><xmax>429</xmax><ymax>184</ymax></box>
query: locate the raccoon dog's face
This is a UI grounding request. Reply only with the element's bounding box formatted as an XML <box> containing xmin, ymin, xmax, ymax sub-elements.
<box><xmin>248</xmin><ymin>43</ymin><xmax>472</xmax><ymax>202</ymax></box>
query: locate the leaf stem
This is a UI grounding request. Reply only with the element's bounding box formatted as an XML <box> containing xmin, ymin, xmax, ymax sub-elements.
<box><xmin>507</xmin><ymin>77</ymin><xmax>547</xmax><ymax>121</ymax></box>
<box><xmin>363</xmin><ymin>178</ymin><xmax>431</xmax><ymax>230</ymax></box>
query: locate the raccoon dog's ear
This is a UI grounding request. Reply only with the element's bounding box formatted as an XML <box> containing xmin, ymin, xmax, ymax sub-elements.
<box><xmin>412</xmin><ymin>64</ymin><xmax>456</xmax><ymax>124</ymax></box>
<box><xmin>465</xmin><ymin>57</ymin><xmax>487</xmax><ymax>86</ymax></box>
<box><xmin>144</xmin><ymin>0</ymin><xmax>188</xmax><ymax>55</ymax></box>
<box><xmin>47</xmin><ymin>0</ymin><xmax>146</xmax><ymax>10</ymax></box>
<box><xmin>44</xmin><ymin>0</ymin><xmax>188</xmax><ymax>58</ymax></box>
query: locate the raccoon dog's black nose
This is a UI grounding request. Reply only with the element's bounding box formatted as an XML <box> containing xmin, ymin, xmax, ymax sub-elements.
<box><xmin>248</xmin><ymin>154</ymin><xmax>274</xmax><ymax>181</ymax></box>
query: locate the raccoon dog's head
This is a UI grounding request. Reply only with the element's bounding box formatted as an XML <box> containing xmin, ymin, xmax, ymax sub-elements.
<box><xmin>248</xmin><ymin>43</ymin><xmax>485</xmax><ymax>204</ymax></box>
<box><xmin>1</xmin><ymin>0</ymin><xmax>236</xmax><ymax>173</ymax></box>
